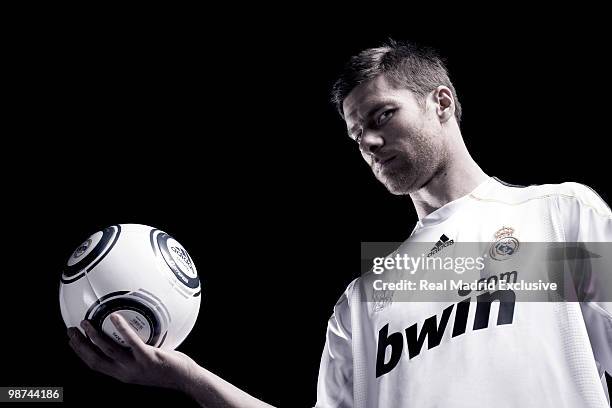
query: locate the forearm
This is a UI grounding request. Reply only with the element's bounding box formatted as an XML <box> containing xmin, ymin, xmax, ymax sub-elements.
<box><xmin>181</xmin><ymin>359</ymin><xmax>275</xmax><ymax>408</ymax></box>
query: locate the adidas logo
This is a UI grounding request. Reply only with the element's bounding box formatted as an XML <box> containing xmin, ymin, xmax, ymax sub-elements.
<box><xmin>427</xmin><ymin>234</ymin><xmax>454</xmax><ymax>257</ymax></box>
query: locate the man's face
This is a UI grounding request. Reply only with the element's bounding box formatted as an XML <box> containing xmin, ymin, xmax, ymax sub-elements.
<box><xmin>343</xmin><ymin>75</ymin><xmax>447</xmax><ymax>195</ymax></box>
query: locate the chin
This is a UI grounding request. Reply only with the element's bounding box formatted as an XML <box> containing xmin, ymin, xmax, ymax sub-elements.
<box><xmin>374</xmin><ymin>159</ymin><xmax>419</xmax><ymax>195</ymax></box>
<box><xmin>380</xmin><ymin>174</ymin><xmax>416</xmax><ymax>195</ymax></box>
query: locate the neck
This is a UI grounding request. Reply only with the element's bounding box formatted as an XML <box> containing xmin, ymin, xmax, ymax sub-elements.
<box><xmin>409</xmin><ymin>152</ymin><xmax>488</xmax><ymax>220</ymax></box>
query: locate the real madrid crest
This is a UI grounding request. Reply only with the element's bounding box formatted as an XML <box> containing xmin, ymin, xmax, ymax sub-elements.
<box><xmin>490</xmin><ymin>226</ymin><xmax>519</xmax><ymax>261</ymax></box>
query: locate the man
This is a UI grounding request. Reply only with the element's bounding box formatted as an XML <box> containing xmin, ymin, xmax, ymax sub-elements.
<box><xmin>69</xmin><ymin>40</ymin><xmax>612</xmax><ymax>407</ymax></box>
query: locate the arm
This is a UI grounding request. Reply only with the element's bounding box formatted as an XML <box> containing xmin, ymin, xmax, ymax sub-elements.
<box><xmin>68</xmin><ymin>313</ymin><xmax>274</xmax><ymax>408</ymax></box>
<box><xmin>557</xmin><ymin>184</ymin><xmax>612</xmax><ymax>376</ymax></box>
<box><xmin>315</xmin><ymin>283</ymin><xmax>355</xmax><ymax>408</ymax></box>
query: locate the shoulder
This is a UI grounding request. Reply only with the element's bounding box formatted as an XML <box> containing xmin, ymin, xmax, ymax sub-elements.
<box><xmin>474</xmin><ymin>177</ymin><xmax>611</xmax><ymax>215</ymax></box>
<box><xmin>551</xmin><ymin>182</ymin><xmax>612</xmax><ymax>217</ymax></box>
<box><xmin>327</xmin><ymin>278</ymin><xmax>360</xmax><ymax>338</ymax></box>
<box><xmin>333</xmin><ymin>278</ymin><xmax>359</xmax><ymax>312</ymax></box>
<box><xmin>520</xmin><ymin>180</ymin><xmax>612</xmax><ymax>218</ymax></box>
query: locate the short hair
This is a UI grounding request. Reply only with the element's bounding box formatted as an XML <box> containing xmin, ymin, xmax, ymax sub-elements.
<box><xmin>331</xmin><ymin>39</ymin><xmax>462</xmax><ymax>123</ymax></box>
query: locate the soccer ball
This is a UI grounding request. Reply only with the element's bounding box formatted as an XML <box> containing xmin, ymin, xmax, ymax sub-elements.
<box><xmin>59</xmin><ymin>224</ymin><xmax>201</xmax><ymax>350</ymax></box>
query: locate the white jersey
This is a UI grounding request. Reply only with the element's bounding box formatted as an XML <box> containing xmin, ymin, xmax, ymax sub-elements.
<box><xmin>316</xmin><ymin>177</ymin><xmax>612</xmax><ymax>408</ymax></box>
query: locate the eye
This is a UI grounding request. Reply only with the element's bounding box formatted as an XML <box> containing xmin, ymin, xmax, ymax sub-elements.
<box><xmin>376</xmin><ymin>109</ymin><xmax>395</xmax><ymax>126</ymax></box>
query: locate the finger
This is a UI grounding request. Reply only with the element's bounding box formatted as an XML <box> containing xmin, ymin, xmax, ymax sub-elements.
<box><xmin>68</xmin><ymin>327</ymin><xmax>118</xmax><ymax>376</ymax></box>
<box><xmin>80</xmin><ymin>320</ymin><xmax>126</xmax><ymax>361</ymax></box>
<box><xmin>109</xmin><ymin>313</ymin><xmax>148</xmax><ymax>354</ymax></box>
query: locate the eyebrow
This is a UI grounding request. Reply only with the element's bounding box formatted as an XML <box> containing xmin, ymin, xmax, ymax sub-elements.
<box><xmin>347</xmin><ymin>99</ymin><xmax>396</xmax><ymax>138</ymax></box>
<box><xmin>348</xmin><ymin>123</ymin><xmax>361</xmax><ymax>139</ymax></box>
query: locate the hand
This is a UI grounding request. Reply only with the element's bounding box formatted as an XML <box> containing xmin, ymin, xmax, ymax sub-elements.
<box><xmin>67</xmin><ymin>313</ymin><xmax>195</xmax><ymax>392</ymax></box>
<box><xmin>68</xmin><ymin>313</ymin><xmax>275</xmax><ymax>407</ymax></box>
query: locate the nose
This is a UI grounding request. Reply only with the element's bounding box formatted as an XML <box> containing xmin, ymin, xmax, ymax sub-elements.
<box><xmin>360</xmin><ymin>131</ymin><xmax>384</xmax><ymax>155</ymax></box>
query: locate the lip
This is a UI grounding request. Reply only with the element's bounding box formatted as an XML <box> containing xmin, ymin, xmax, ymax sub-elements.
<box><xmin>379</xmin><ymin>155</ymin><xmax>397</xmax><ymax>166</ymax></box>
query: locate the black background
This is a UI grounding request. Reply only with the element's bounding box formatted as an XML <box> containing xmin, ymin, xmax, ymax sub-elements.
<box><xmin>3</xmin><ymin>9</ymin><xmax>612</xmax><ymax>407</ymax></box>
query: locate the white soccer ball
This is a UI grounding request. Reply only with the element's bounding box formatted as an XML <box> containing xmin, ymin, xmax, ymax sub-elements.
<box><xmin>59</xmin><ymin>224</ymin><xmax>201</xmax><ymax>350</ymax></box>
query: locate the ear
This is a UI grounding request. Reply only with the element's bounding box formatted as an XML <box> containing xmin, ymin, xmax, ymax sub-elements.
<box><xmin>434</xmin><ymin>86</ymin><xmax>455</xmax><ymax>123</ymax></box>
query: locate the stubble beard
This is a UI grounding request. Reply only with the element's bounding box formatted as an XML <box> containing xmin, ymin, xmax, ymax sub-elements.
<box><xmin>375</xmin><ymin>135</ymin><xmax>442</xmax><ymax>195</ymax></box>
<box><xmin>376</xmin><ymin>156</ymin><xmax>418</xmax><ymax>195</ymax></box>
